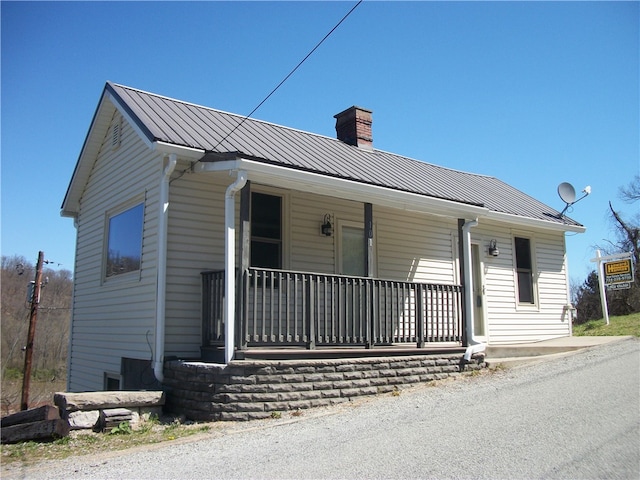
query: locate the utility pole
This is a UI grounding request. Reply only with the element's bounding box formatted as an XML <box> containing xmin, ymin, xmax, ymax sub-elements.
<box><xmin>21</xmin><ymin>251</ymin><xmax>44</xmax><ymax>411</ymax></box>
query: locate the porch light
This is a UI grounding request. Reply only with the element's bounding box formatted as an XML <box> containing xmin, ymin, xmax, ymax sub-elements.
<box><xmin>321</xmin><ymin>214</ymin><xmax>333</xmax><ymax>237</ymax></box>
<box><xmin>488</xmin><ymin>239</ymin><xmax>499</xmax><ymax>257</ymax></box>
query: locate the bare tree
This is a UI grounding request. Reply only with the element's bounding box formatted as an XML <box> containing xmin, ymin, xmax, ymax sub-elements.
<box><xmin>597</xmin><ymin>176</ymin><xmax>640</xmax><ymax>315</ymax></box>
<box><xmin>619</xmin><ymin>174</ymin><xmax>640</xmax><ymax>203</ymax></box>
<box><xmin>1</xmin><ymin>255</ymin><xmax>72</xmax><ymax>412</ymax></box>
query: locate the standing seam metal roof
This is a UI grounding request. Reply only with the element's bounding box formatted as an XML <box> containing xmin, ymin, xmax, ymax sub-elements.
<box><xmin>106</xmin><ymin>82</ymin><xmax>582</xmax><ymax>227</ymax></box>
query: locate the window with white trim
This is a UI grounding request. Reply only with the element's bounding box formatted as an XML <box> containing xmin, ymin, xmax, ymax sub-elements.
<box><xmin>105</xmin><ymin>202</ymin><xmax>144</xmax><ymax>278</ymax></box>
<box><xmin>251</xmin><ymin>192</ymin><xmax>282</xmax><ymax>269</ymax></box>
<box><xmin>514</xmin><ymin>236</ymin><xmax>535</xmax><ymax>304</ymax></box>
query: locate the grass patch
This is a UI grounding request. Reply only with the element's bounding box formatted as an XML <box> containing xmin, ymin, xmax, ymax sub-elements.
<box><xmin>1</xmin><ymin>415</ymin><xmax>218</xmax><ymax>467</ymax></box>
<box><xmin>573</xmin><ymin>312</ymin><xmax>640</xmax><ymax>337</ymax></box>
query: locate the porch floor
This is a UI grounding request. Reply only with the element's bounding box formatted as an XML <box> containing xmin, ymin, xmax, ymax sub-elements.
<box><xmin>203</xmin><ymin>343</ymin><xmax>466</xmax><ymax>361</ymax></box>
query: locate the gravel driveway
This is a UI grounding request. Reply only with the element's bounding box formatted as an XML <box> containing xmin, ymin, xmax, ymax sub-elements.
<box><xmin>5</xmin><ymin>337</ymin><xmax>639</xmax><ymax>480</ymax></box>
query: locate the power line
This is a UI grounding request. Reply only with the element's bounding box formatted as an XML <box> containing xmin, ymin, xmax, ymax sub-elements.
<box><xmin>171</xmin><ymin>0</ymin><xmax>363</xmax><ymax>183</ymax></box>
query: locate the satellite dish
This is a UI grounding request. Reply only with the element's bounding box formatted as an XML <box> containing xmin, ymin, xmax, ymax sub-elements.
<box><xmin>557</xmin><ymin>181</ymin><xmax>591</xmax><ymax>217</ymax></box>
<box><xmin>558</xmin><ymin>182</ymin><xmax>576</xmax><ymax>204</ymax></box>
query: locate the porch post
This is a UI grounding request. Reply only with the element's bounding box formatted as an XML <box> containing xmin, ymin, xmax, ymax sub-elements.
<box><xmin>224</xmin><ymin>170</ymin><xmax>248</xmax><ymax>364</ymax></box>
<box><xmin>459</xmin><ymin>218</ymin><xmax>479</xmax><ymax>349</ymax></box>
<box><xmin>458</xmin><ymin>219</ymin><xmax>468</xmax><ymax>346</ymax></box>
<box><xmin>238</xmin><ymin>181</ymin><xmax>251</xmax><ymax>351</ymax></box>
<box><xmin>364</xmin><ymin>203</ymin><xmax>374</xmax><ymax>277</ymax></box>
<box><xmin>364</xmin><ymin>203</ymin><xmax>375</xmax><ymax>348</ymax></box>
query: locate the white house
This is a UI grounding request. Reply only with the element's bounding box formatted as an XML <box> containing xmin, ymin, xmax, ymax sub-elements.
<box><xmin>61</xmin><ymin>82</ymin><xmax>585</xmax><ymax>392</ymax></box>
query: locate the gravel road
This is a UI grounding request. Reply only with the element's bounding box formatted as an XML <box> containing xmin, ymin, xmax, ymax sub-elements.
<box><xmin>5</xmin><ymin>337</ymin><xmax>639</xmax><ymax>480</ymax></box>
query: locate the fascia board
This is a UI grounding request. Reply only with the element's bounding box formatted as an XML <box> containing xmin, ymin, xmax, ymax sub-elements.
<box><xmin>483</xmin><ymin>210</ymin><xmax>586</xmax><ymax>233</ymax></box>
<box><xmin>105</xmin><ymin>88</ymin><xmax>156</xmax><ymax>150</ymax></box>
<box><xmin>105</xmin><ymin>86</ymin><xmax>205</xmax><ymax>160</ymax></box>
<box><xmin>198</xmin><ymin>158</ymin><xmax>489</xmax><ymax>219</ymax></box>
<box><xmin>153</xmin><ymin>141</ymin><xmax>205</xmax><ymax>159</ymax></box>
<box><xmin>61</xmin><ymin>92</ymin><xmax>115</xmax><ymax>217</ymax></box>
<box><xmin>199</xmin><ymin>158</ymin><xmax>587</xmax><ymax>233</ymax></box>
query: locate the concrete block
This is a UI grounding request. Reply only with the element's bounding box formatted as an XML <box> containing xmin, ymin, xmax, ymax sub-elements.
<box><xmin>67</xmin><ymin>410</ymin><xmax>100</xmax><ymax>430</ymax></box>
<box><xmin>54</xmin><ymin>391</ymin><xmax>165</xmax><ymax>412</ymax></box>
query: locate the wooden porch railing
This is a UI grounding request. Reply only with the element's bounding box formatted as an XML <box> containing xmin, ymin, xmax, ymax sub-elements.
<box><xmin>202</xmin><ymin>268</ymin><xmax>464</xmax><ymax>350</ymax></box>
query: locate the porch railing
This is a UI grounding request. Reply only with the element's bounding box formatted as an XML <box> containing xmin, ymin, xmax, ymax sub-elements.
<box><xmin>202</xmin><ymin>268</ymin><xmax>464</xmax><ymax>350</ymax></box>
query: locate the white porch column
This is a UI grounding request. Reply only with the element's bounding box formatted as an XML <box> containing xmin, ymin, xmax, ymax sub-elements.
<box><xmin>224</xmin><ymin>170</ymin><xmax>248</xmax><ymax>364</ymax></box>
<box><xmin>461</xmin><ymin>218</ymin><xmax>486</xmax><ymax>361</ymax></box>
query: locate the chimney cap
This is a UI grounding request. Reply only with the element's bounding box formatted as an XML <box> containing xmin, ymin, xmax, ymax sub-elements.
<box><xmin>333</xmin><ymin>105</ymin><xmax>373</xmax><ymax>119</ymax></box>
<box><xmin>334</xmin><ymin>106</ymin><xmax>373</xmax><ymax>150</ymax></box>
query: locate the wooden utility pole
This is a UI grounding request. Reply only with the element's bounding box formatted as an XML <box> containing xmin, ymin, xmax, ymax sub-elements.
<box><xmin>21</xmin><ymin>251</ymin><xmax>45</xmax><ymax>411</ymax></box>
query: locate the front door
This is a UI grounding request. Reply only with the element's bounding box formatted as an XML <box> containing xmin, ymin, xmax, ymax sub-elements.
<box><xmin>339</xmin><ymin>224</ymin><xmax>366</xmax><ymax>276</ymax></box>
<box><xmin>471</xmin><ymin>244</ymin><xmax>486</xmax><ymax>338</ymax></box>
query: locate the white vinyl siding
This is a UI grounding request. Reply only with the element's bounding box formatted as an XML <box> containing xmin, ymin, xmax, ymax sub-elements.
<box><xmin>68</xmin><ymin>114</ymin><xmax>161</xmax><ymax>392</ymax></box>
<box><xmin>163</xmin><ymin>172</ymin><xmax>228</xmax><ymax>358</ymax></box>
<box><xmin>288</xmin><ymin>197</ymin><xmax>458</xmax><ymax>285</ymax></box>
<box><xmin>376</xmin><ymin>207</ymin><xmax>457</xmax><ymax>285</ymax></box>
<box><xmin>289</xmin><ymin>193</ymin><xmax>358</xmax><ymax>274</ymax></box>
<box><xmin>474</xmin><ymin>223</ymin><xmax>571</xmax><ymax>344</ymax></box>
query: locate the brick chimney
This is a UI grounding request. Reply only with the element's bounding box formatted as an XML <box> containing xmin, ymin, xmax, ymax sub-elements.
<box><xmin>334</xmin><ymin>106</ymin><xmax>373</xmax><ymax>151</ymax></box>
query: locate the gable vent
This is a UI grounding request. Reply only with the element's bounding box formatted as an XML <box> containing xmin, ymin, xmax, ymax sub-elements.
<box><xmin>111</xmin><ymin>117</ymin><xmax>121</xmax><ymax>150</ymax></box>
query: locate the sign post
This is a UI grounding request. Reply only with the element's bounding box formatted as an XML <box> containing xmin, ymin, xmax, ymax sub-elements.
<box><xmin>590</xmin><ymin>251</ymin><xmax>634</xmax><ymax>326</ymax></box>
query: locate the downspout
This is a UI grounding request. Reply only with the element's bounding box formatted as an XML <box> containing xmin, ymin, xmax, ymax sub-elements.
<box><xmin>224</xmin><ymin>170</ymin><xmax>248</xmax><ymax>364</ymax></box>
<box><xmin>462</xmin><ymin>218</ymin><xmax>486</xmax><ymax>362</ymax></box>
<box><xmin>153</xmin><ymin>153</ymin><xmax>177</xmax><ymax>383</ymax></box>
<box><xmin>66</xmin><ymin>218</ymin><xmax>79</xmax><ymax>391</ymax></box>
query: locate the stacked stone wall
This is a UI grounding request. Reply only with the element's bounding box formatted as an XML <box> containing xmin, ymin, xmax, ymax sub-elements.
<box><xmin>164</xmin><ymin>354</ymin><xmax>485</xmax><ymax>421</ymax></box>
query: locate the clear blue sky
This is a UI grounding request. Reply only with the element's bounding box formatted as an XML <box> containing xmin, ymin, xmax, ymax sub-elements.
<box><xmin>1</xmin><ymin>1</ymin><xmax>638</xmax><ymax>285</ymax></box>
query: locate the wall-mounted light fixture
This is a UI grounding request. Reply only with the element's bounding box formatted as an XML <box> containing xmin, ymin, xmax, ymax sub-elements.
<box><xmin>488</xmin><ymin>239</ymin><xmax>499</xmax><ymax>257</ymax></box>
<box><xmin>321</xmin><ymin>214</ymin><xmax>333</xmax><ymax>237</ymax></box>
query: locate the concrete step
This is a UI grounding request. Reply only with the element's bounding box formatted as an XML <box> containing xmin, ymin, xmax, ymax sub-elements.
<box><xmin>485</xmin><ymin>336</ymin><xmax>635</xmax><ymax>367</ymax></box>
<box><xmin>486</xmin><ymin>344</ymin><xmax>584</xmax><ymax>359</ymax></box>
<box><xmin>486</xmin><ymin>351</ymin><xmax>578</xmax><ymax>368</ymax></box>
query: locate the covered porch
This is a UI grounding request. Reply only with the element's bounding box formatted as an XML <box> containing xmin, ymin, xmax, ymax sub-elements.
<box><xmin>201</xmin><ymin>267</ymin><xmax>467</xmax><ymax>361</ymax></box>
<box><xmin>192</xmin><ymin>163</ymin><xmax>484</xmax><ymax>363</ymax></box>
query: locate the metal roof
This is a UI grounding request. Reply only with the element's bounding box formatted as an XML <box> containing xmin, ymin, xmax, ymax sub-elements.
<box><xmin>103</xmin><ymin>82</ymin><xmax>581</xmax><ymax>228</ymax></box>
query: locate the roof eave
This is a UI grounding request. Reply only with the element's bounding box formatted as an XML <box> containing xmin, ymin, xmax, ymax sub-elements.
<box><xmin>197</xmin><ymin>157</ymin><xmax>490</xmax><ymax>219</ymax></box>
<box><xmin>198</xmin><ymin>157</ymin><xmax>587</xmax><ymax>233</ymax></box>
<box><xmin>484</xmin><ymin>210</ymin><xmax>586</xmax><ymax>233</ymax></box>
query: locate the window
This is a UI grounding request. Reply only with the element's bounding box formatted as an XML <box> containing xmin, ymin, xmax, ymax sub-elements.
<box><xmin>104</xmin><ymin>373</ymin><xmax>121</xmax><ymax>391</ymax></box>
<box><xmin>251</xmin><ymin>192</ymin><xmax>282</xmax><ymax>269</ymax></box>
<box><xmin>514</xmin><ymin>236</ymin><xmax>534</xmax><ymax>304</ymax></box>
<box><xmin>341</xmin><ymin>225</ymin><xmax>365</xmax><ymax>276</ymax></box>
<box><xmin>105</xmin><ymin>203</ymin><xmax>144</xmax><ymax>278</ymax></box>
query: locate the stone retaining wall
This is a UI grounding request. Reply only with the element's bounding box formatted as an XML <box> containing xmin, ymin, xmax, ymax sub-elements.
<box><xmin>164</xmin><ymin>354</ymin><xmax>485</xmax><ymax>421</ymax></box>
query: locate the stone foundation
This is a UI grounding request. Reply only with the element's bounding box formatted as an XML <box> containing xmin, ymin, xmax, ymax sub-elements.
<box><xmin>164</xmin><ymin>353</ymin><xmax>485</xmax><ymax>421</ymax></box>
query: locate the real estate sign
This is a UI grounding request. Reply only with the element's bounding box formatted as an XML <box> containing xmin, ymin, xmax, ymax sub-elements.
<box><xmin>603</xmin><ymin>258</ymin><xmax>634</xmax><ymax>285</ymax></box>
<box><xmin>592</xmin><ymin>251</ymin><xmax>634</xmax><ymax>326</ymax></box>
